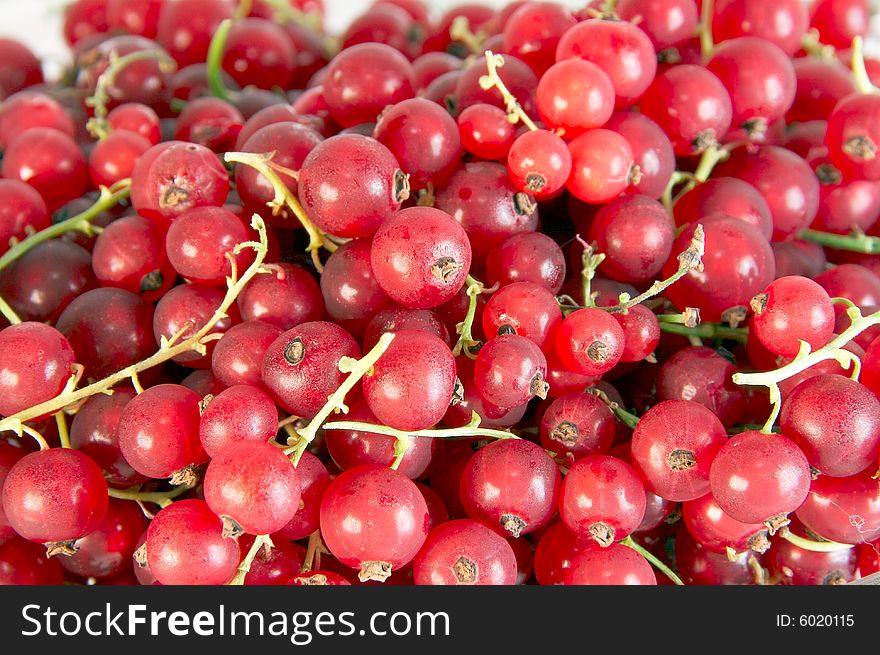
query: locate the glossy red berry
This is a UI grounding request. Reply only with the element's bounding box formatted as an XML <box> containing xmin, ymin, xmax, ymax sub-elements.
<box><xmin>555</xmin><ymin>18</ymin><xmax>657</xmax><ymax>107</ymax></box>
<box><xmin>370</xmin><ymin>206</ymin><xmax>472</xmax><ymax>309</ymax></box>
<box><xmin>0</xmin><ymin>322</ymin><xmax>76</xmax><ymax>418</ymax></box>
<box><xmin>363</xmin><ymin>329</ymin><xmax>457</xmax><ymax>431</ymax></box>
<box><xmin>322</xmin><ymin>43</ymin><xmax>415</xmax><ymax>128</ymax></box>
<box><xmin>319</xmin><ymin>464</ymin><xmax>429</xmax><ymax>582</ymax></box>
<box><xmin>204</xmin><ymin>440</ymin><xmax>301</xmax><ymax>535</ymax></box>
<box><xmin>507</xmin><ymin>129</ymin><xmax>572</xmax><ymax>199</ymax></box>
<box><xmin>709</xmin><ymin>430</ymin><xmax>811</xmax><ymax>526</ymax></box>
<box><xmin>298</xmin><ymin>134</ymin><xmax>409</xmax><ymax>238</ymax></box>
<box><xmin>539</xmin><ymin>392</ymin><xmax>616</xmax><ymax>462</ymax></box>
<box><xmin>1</xmin><ymin>128</ymin><xmax>87</xmax><ymax>212</ymax></box>
<box><xmin>559</xmin><ymin>455</ymin><xmax>647</xmax><ymax>546</ymax></box>
<box><xmin>750</xmin><ymin>276</ymin><xmax>835</xmax><ymax>358</ymax></box>
<box><xmin>536</xmin><ymin>58</ymin><xmax>614</xmax><ymax>137</ymax></box>
<box><xmin>482</xmin><ymin>281</ymin><xmax>562</xmax><ymax>350</ymax></box>
<box><xmin>145</xmin><ymin>499</ymin><xmax>240</xmax><ymax>585</ymax></box>
<box><xmin>374</xmin><ymin>97</ymin><xmax>462</xmax><ymax>190</ymax></box>
<box><xmin>780</xmin><ymin>375</ymin><xmax>880</xmax><ymax>478</ymax></box>
<box><xmin>565</xmin><ymin>543</ymin><xmax>656</xmax><ymax>585</ymax></box>
<box><xmin>474</xmin><ymin>333</ymin><xmax>548</xmax><ymax>409</ymax></box>
<box><xmin>795</xmin><ymin>469</ymin><xmax>880</xmax><ymax>545</ymax></box>
<box><xmin>117</xmin><ymin>383</ymin><xmax>208</xmax><ymax>480</ymax></box>
<box><xmin>457</xmin><ymin>103</ymin><xmax>516</xmax><ymax>161</ymax></box>
<box><xmin>554</xmin><ymin>307</ymin><xmax>626</xmax><ymax>377</ymax></box>
<box><xmin>639</xmin><ymin>65</ymin><xmax>732</xmax><ymax>156</ymax></box>
<box><xmin>237</xmin><ymin>263</ymin><xmax>324</xmax><ymax>331</ymax></box>
<box><xmin>199</xmin><ymin>384</ymin><xmax>278</xmax><ymax>458</ymax></box>
<box><xmin>663</xmin><ymin>215</ymin><xmax>775</xmax><ymax>323</ymax></box>
<box><xmin>566</xmin><ymin>129</ymin><xmax>637</xmax><ymax>204</ymax></box>
<box><xmin>460</xmin><ymin>439</ymin><xmax>560</xmax><ymax>538</ymax></box>
<box><xmin>412</xmin><ymin>519</ymin><xmax>518</xmax><ymax>585</ymax></box>
<box><xmin>631</xmin><ymin>400</ymin><xmax>728</xmax><ymax>502</ymax></box>
<box><xmin>2</xmin><ymin>448</ymin><xmax>108</xmax><ymax>545</ymax></box>
<box><xmin>70</xmin><ymin>388</ymin><xmax>144</xmax><ymax>487</ymax></box>
<box><xmin>130</xmin><ymin>141</ymin><xmax>230</xmax><ymax>226</ymax></box>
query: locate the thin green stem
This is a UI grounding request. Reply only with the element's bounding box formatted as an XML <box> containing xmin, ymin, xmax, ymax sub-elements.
<box><xmin>693</xmin><ymin>145</ymin><xmax>729</xmax><ymax>183</ymax></box>
<box><xmin>55</xmin><ymin>412</ymin><xmax>71</xmax><ymax>449</ymax></box>
<box><xmin>449</xmin><ymin>16</ymin><xmax>487</xmax><ymax>56</ymax></box>
<box><xmin>86</xmin><ymin>51</ymin><xmax>176</xmax><ymax>139</ymax></box>
<box><xmin>257</xmin><ymin>0</ymin><xmax>324</xmax><ymax>33</ymax></box>
<box><xmin>604</xmin><ymin>225</ymin><xmax>705</xmax><ymax>314</ymax></box>
<box><xmin>0</xmin><ymin>294</ymin><xmax>21</xmax><ymax>325</ymax></box>
<box><xmin>229</xmin><ymin>534</ymin><xmax>274</xmax><ymax>585</ymax></box>
<box><xmin>390</xmin><ymin>435</ymin><xmax>411</xmax><ymax>470</ymax></box>
<box><xmin>799</xmin><ymin>229</ymin><xmax>880</xmax><ymax>254</ymax></box>
<box><xmin>659</xmin><ymin>321</ymin><xmax>749</xmax><ymax>345</ymax></box>
<box><xmin>0</xmin><ymin>180</ymin><xmax>131</xmax><ymax>274</ymax></box>
<box><xmin>0</xmin><ymin>216</ymin><xmax>269</xmax><ymax>435</ymax></box>
<box><xmin>452</xmin><ymin>283</ymin><xmax>484</xmax><ymax>358</ymax></box>
<box><xmin>224</xmin><ymin>151</ymin><xmax>332</xmax><ymax>270</ymax></box>
<box><xmin>851</xmin><ymin>36</ymin><xmax>879</xmax><ymax>95</ymax></box>
<box><xmin>577</xmin><ymin>236</ymin><xmax>605</xmax><ymax>308</ymax></box>
<box><xmin>323</xmin><ymin>411</ymin><xmax>519</xmax><ymax>443</ymax></box>
<box><xmin>620</xmin><ymin>536</ymin><xmax>684</xmax><ymax>585</ymax></box>
<box><xmin>733</xmin><ymin>305</ymin><xmax>875</xmax><ymax>432</ymax></box>
<box><xmin>660</xmin><ymin>171</ymin><xmax>692</xmax><ymax>213</ymax></box>
<box><xmin>300</xmin><ymin>530</ymin><xmax>325</xmax><ymax>573</ymax></box>
<box><xmin>699</xmin><ymin>0</ymin><xmax>714</xmax><ymax>61</ymax></box>
<box><xmin>206</xmin><ymin>18</ymin><xmax>234</xmax><ymax>101</ymax></box>
<box><xmin>108</xmin><ymin>481</ymin><xmax>194</xmax><ymax>508</ymax></box>
<box><xmin>587</xmin><ymin>387</ymin><xmax>640</xmax><ymax>429</ymax></box>
<box><xmin>20</xmin><ymin>424</ymin><xmax>49</xmax><ymax>451</ymax></box>
<box><xmin>778</xmin><ymin>527</ymin><xmax>855</xmax><ymax>553</ymax></box>
<box><xmin>801</xmin><ymin>28</ymin><xmax>835</xmax><ymax>59</ymax></box>
<box><xmin>287</xmin><ymin>333</ymin><xmax>397</xmax><ymax>464</ymax></box>
<box><xmin>479</xmin><ymin>51</ymin><xmax>539</xmax><ymax>131</ymax></box>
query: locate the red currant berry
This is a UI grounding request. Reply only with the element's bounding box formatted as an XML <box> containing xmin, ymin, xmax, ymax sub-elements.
<box><xmin>319</xmin><ymin>464</ymin><xmax>429</xmax><ymax>582</ymax></box>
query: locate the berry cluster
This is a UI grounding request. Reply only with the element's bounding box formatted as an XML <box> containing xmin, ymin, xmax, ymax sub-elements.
<box><xmin>1</xmin><ymin>0</ymin><xmax>879</xmax><ymax>587</ymax></box>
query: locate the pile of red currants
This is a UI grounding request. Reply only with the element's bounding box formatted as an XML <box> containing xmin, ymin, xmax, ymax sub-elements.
<box><xmin>1</xmin><ymin>0</ymin><xmax>880</xmax><ymax>587</ymax></box>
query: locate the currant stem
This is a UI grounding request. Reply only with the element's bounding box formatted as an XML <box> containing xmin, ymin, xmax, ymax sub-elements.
<box><xmin>733</xmin><ymin>305</ymin><xmax>875</xmax><ymax>432</ymax></box>
<box><xmin>588</xmin><ymin>387</ymin><xmax>640</xmax><ymax>429</ymax></box>
<box><xmin>577</xmin><ymin>236</ymin><xmax>605</xmax><ymax>308</ymax></box>
<box><xmin>224</xmin><ymin>151</ymin><xmax>333</xmax><ymax>270</ymax></box>
<box><xmin>229</xmin><ymin>534</ymin><xmax>274</xmax><ymax>586</ymax></box>
<box><xmin>0</xmin><ymin>179</ymin><xmax>132</xmax><ymax>274</ymax></box>
<box><xmin>660</xmin><ymin>171</ymin><xmax>693</xmax><ymax>213</ymax></box>
<box><xmin>604</xmin><ymin>225</ymin><xmax>705</xmax><ymax>314</ymax></box>
<box><xmin>86</xmin><ymin>51</ymin><xmax>176</xmax><ymax>140</ymax></box>
<box><xmin>301</xmin><ymin>529</ymin><xmax>326</xmax><ymax>573</ymax></box>
<box><xmin>54</xmin><ymin>411</ymin><xmax>70</xmax><ymax>449</ymax></box>
<box><xmin>287</xmin><ymin>332</ymin><xmax>397</xmax><ymax>464</ymax></box>
<box><xmin>0</xmin><ymin>294</ymin><xmax>22</xmax><ymax>325</ymax></box>
<box><xmin>322</xmin><ymin>411</ymin><xmax>519</xmax><ymax>443</ymax></box>
<box><xmin>801</xmin><ymin>28</ymin><xmax>835</xmax><ymax>59</ymax></box>
<box><xmin>699</xmin><ymin>0</ymin><xmax>715</xmax><ymax>60</ymax></box>
<box><xmin>479</xmin><ymin>51</ymin><xmax>539</xmax><ymax>131</ymax></box>
<box><xmin>851</xmin><ymin>36</ymin><xmax>880</xmax><ymax>96</ymax></box>
<box><xmin>107</xmin><ymin>481</ymin><xmax>195</xmax><ymax>507</ymax></box>
<box><xmin>0</xmin><ymin>215</ymin><xmax>269</xmax><ymax>433</ymax></box>
<box><xmin>799</xmin><ymin>228</ymin><xmax>880</xmax><ymax>254</ymax></box>
<box><xmin>449</xmin><ymin>16</ymin><xmax>486</xmax><ymax>56</ymax></box>
<box><xmin>693</xmin><ymin>145</ymin><xmax>729</xmax><ymax>183</ymax></box>
<box><xmin>452</xmin><ymin>282</ymin><xmax>485</xmax><ymax>358</ymax></box>
<box><xmin>258</xmin><ymin>0</ymin><xmax>324</xmax><ymax>34</ymax></box>
<box><xmin>390</xmin><ymin>434</ymin><xmax>410</xmax><ymax>470</ymax></box>
<box><xmin>20</xmin><ymin>424</ymin><xmax>49</xmax><ymax>451</ymax></box>
<box><xmin>206</xmin><ymin>18</ymin><xmax>235</xmax><ymax>101</ymax></box>
<box><xmin>620</xmin><ymin>535</ymin><xmax>684</xmax><ymax>586</ymax></box>
<box><xmin>778</xmin><ymin>527</ymin><xmax>855</xmax><ymax>552</ymax></box>
<box><xmin>659</xmin><ymin>321</ymin><xmax>749</xmax><ymax>345</ymax></box>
